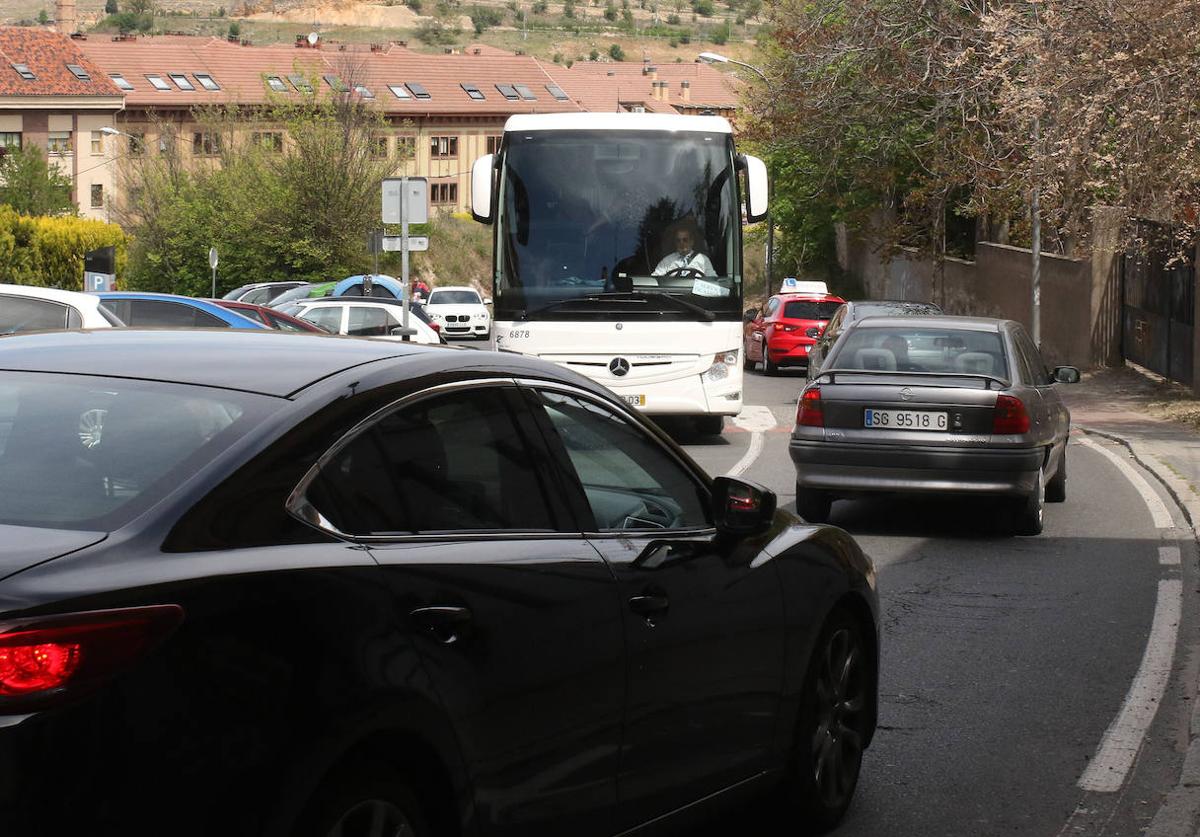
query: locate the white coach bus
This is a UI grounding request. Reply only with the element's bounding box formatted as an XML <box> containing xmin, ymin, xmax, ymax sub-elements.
<box><xmin>470</xmin><ymin>113</ymin><xmax>769</xmax><ymax>435</ymax></box>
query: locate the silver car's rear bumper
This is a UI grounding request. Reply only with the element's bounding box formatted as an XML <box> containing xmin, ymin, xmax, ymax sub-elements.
<box><xmin>790</xmin><ymin>439</ymin><xmax>1042</xmax><ymax>497</ymax></box>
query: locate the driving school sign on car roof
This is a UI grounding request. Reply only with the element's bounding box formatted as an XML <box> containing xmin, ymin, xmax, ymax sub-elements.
<box><xmin>781</xmin><ymin>277</ymin><xmax>829</xmax><ymax>295</ymax></box>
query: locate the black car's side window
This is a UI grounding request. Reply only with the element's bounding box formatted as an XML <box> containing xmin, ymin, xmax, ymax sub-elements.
<box><xmin>307</xmin><ymin>386</ymin><xmax>558</xmax><ymax>535</ymax></box>
<box><xmin>535</xmin><ymin>389</ymin><xmax>710</xmax><ymax>532</ymax></box>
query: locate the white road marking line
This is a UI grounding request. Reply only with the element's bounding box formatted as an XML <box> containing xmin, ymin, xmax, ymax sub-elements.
<box><xmin>1078</xmin><ymin>579</ymin><xmax>1182</xmax><ymax>792</ymax></box>
<box><xmin>1077</xmin><ymin>437</ymin><xmax>1174</xmax><ymax>529</ymax></box>
<box><xmin>1159</xmin><ymin>545</ymin><xmax>1181</xmax><ymax>566</ymax></box>
<box><xmin>727</xmin><ymin>405</ymin><xmax>777</xmax><ymax>477</ymax></box>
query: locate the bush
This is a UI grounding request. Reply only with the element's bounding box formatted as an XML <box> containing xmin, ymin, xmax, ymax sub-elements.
<box><xmin>666</xmin><ymin>12</ymin><xmax>679</xmax><ymax>23</ymax></box>
<box><xmin>589</xmin><ymin>48</ymin><xmax>599</xmax><ymax>60</ymax></box>
<box><xmin>532</xmin><ymin>0</ymin><xmax>548</xmax><ymax>12</ymax></box>
<box><xmin>406</xmin><ymin>0</ymin><xmax>422</xmax><ymax>10</ymax></box>
<box><xmin>694</xmin><ymin>0</ymin><xmax>713</xmax><ymax>14</ymax></box>
<box><xmin>562</xmin><ymin>0</ymin><xmax>574</xmax><ymax>17</ymax></box>
<box><xmin>105</xmin><ymin>0</ymin><xmax>118</xmax><ymax>13</ymax></box>
<box><xmin>609</xmin><ymin>42</ymin><xmax>625</xmax><ymax>60</ymax></box>
<box><xmin>603</xmin><ymin>1</ymin><xmax>616</xmax><ymax>20</ymax></box>
<box><xmin>0</xmin><ymin>207</ymin><xmax>127</xmax><ymax>290</ymax></box>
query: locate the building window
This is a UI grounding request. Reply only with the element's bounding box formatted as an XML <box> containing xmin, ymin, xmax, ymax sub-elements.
<box><xmin>251</xmin><ymin>131</ymin><xmax>283</xmax><ymax>153</ymax></box>
<box><xmin>431</xmin><ymin>182</ymin><xmax>458</xmax><ymax>205</ymax></box>
<box><xmin>397</xmin><ymin>136</ymin><xmax>415</xmax><ymax>155</ymax></box>
<box><xmin>194</xmin><ymin>73</ymin><xmax>220</xmax><ymax>91</ymax></box>
<box><xmin>110</xmin><ymin>73</ymin><xmax>134</xmax><ymax>90</ymax></box>
<box><xmin>146</xmin><ymin>74</ymin><xmax>170</xmax><ymax>91</ymax></box>
<box><xmin>168</xmin><ymin>73</ymin><xmax>195</xmax><ymax>91</ymax></box>
<box><xmin>91</xmin><ymin>131</ymin><xmax>104</xmax><ymax>155</ymax></box>
<box><xmin>192</xmin><ymin>131</ymin><xmax>222</xmax><ymax>156</ymax></box>
<box><xmin>47</xmin><ymin>131</ymin><xmax>71</xmax><ymax>155</ymax></box>
<box><xmin>485</xmin><ymin>135</ymin><xmax>502</xmax><ymax>154</ymax></box>
<box><xmin>370</xmin><ymin>135</ymin><xmax>389</xmax><ymax>158</ymax></box>
<box><xmin>127</xmin><ymin>132</ymin><xmax>145</xmax><ymax>155</ymax></box>
<box><xmin>0</xmin><ymin>132</ymin><xmax>21</xmax><ymax>154</ymax></box>
<box><xmin>430</xmin><ymin>136</ymin><xmax>457</xmax><ymax>158</ymax></box>
<box><xmin>90</xmin><ymin>184</ymin><xmax>104</xmax><ymax>208</ymax></box>
<box><xmin>266</xmin><ymin>75</ymin><xmax>287</xmax><ymax>92</ymax></box>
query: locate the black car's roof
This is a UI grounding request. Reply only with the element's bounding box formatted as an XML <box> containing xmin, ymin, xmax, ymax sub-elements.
<box><xmin>852</xmin><ymin>315</ymin><xmax>1005</xmax><ymax>332</ymax></box>
<box><xmin>0</xmin><ymin>329</ymin><xmax>428</xmax><ymax>397</ymax></box>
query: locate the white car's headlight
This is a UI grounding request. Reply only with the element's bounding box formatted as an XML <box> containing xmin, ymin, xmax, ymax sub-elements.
<box><xmin>702</xmin><ymin>349</ymin><xmax>739</xmax><ymax>383</ymax></box>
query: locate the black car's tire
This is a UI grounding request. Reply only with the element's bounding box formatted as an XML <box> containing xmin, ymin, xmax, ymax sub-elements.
<box><xmin>695</xmin><ymin>415</ymin><xmax>725</xmax><ymax>436</ymax></box>
<box><xmin>1046</xmin><ymin>452</ymin><xmax>1067</xmax><ymax>503</ymax></box>
<box><xmin>302</xmin><ymin>762</ymin><xmax>429</xmax><ymax>837</ymax></box>
<box><xmin>1013</xmin><ymin>475</ymin><xmax>1045</xmax><ymax>536</ymax></box>
<box><xmin>796</xmin><ymin>485</ymin><xmax>832</xmax><ymax>523</ymax></box>
<box><xmin>765</xmin><ymin>353</ymin><xmax>780</xmax><ymax>376</ymax></box>
<box><xmin>778</xmin><ymin>609</ymin><xmax>871</xmax><ymax>834</ymax></box>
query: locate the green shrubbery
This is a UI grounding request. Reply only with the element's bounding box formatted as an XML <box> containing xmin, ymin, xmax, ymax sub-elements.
<box><xmin>0</xmin><ymin>207</ymin><xmax>127</xmax><ymax>290</ymax></box>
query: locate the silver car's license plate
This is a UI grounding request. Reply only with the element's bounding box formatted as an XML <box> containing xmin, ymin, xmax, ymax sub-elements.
<box><xmin>864</xmin><ymin>408</ymin><xmax>947</xmax><ymax>431</ymax></box>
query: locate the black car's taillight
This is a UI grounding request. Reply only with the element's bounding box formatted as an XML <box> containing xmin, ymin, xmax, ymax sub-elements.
<box><xmin>0</xmin><ymin>605</ymin><xmax>183</xmax><ymax>712</ymax></box>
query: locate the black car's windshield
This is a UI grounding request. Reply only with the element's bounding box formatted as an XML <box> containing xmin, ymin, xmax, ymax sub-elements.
<box><xmin>0</xmin><ymin>373</ymin><xmax>275</xmax><ymax>530</ymax></box>
<box><xmin>830</xmin><ymin>327</ymin><xmax>1009</xmax><ymax>378</ymax></box>
<box><xmin>495</xmin><ymin>129</ymin><xmax>743</xmax><ymax>321</ymax></box>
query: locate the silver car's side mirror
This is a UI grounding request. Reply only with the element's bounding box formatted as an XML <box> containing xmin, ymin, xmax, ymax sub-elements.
<box><xmin>1053</xmin><ymin>366</ymin><xmax>1081</xmax><ymax>384</ymax></box>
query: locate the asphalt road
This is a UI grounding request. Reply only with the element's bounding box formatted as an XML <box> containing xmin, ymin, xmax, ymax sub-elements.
<box><xmin>664</xmin><ymin>367</ymin><xmax>1200</xmax><ymax>837</ymax></box>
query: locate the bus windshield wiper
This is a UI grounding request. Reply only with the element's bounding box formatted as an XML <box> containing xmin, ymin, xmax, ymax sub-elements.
<box><xmin>521</xmin><ymin>291</ymin><xmax>715</xmax><ymax>321</ymax></box>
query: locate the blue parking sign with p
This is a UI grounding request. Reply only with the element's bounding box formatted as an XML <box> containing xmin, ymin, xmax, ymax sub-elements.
<box><xmin>84</xmin><ymin>271</ymin><xmax>112</xmax><ymax>293</ymax></box>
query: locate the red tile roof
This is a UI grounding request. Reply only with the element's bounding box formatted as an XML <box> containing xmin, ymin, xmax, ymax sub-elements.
<box><xmin>558</xmin><ymin>60</ymin><xmax>741</xmax><ymax>111</ymax></box>
<box><xmin>0</xmin><ymin>27</ymin><xmax>122</xmax><ymax>97</ymax></box>
<box><xmin>77</xmin><ymin>35</ymin><xmax>585</xmax><ymax>115</ymax></box>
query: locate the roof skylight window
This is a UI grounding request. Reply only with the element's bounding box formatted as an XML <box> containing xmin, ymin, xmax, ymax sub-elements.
<box><xmin>495</xmin><ymin>83</ymin><xmax>519</xmax><ymax>101</ymax></box>
<box><xmin>354</xmin><ymin>84</ymin><xmax>374</xmax><ymax>99</ymax></box>
<box><xmin>545</xmin><ymin>83</ymin><xmax>569</xmax><ymax>100</ymax></box>
<box><xmin>265</xmin><ymin>75</ymin><xmax>287</xmax><ymax>92</ymax></box>
<box><xmin>146</xmin><ymin>74</ymin><xmax>171</xmax><ymax>91</ymax></box>
<box><xmin>405</xmin><ymin>82</ymin><xmax>430</xmax><ymax>99</ymax></box>
<box><xmin>288</xmin><ymin>74</ymin><xmax>313</xmax><ymax>93</ymax></box>
<box><xmin>323</xmin><ymin>74</ymin><xmax>349</xmax><ymax>92</ymax></box>
<box><xmin>194</xmin><ymin>73</ymin><xmax>220</xmax><ymax>91</ymax></box>
<box><xmin>11</xmin><ymin>64</ymin><xmax>35</xmax><ymax>81</ymax></box>
<box><xmin>388</xmin><ymin>84</ymin><xmax>411</xmax><ymax>99</ymax></box>
<box><xmin>513</xmin><ymin>83</ymin><xmax>536</xmax><ymax>101</ymax></box>
<box><xmin>110</xmin><ymin>73</ymin><xmax>134</xmax><ymax>90</ymax></box>
<box><xmin>461</xmin><ymin>83</ymin><xmax>485</xmax><ymax>101</ymax></box>
<box><xmin>66</xmin><ymin>64</ymin><xmax>91</xmax><ymax>81</ymax></box>
<box><xmin>168</xmin><ymin>73</ymin><xmax>195</xmax><ymax>91</ymax></box>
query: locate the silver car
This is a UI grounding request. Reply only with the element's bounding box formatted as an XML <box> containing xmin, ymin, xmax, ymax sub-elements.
<box><xmin>790</xmin><ymin>316</ymin><xmax>1079</xmax><ymax>535</ymax></box>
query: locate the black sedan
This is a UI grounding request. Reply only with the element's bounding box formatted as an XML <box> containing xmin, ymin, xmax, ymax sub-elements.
<box><xmin>0</xmin><ymin>329</ymin><xmax>878</xmax><ymax>837</ymax></box>
<box><xmin>791</xmin><ymin>316</ymin><xmax>1079</xmax><ymax>534</ymax></box>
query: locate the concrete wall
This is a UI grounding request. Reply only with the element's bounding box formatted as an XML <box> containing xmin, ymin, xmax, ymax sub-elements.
<box><xmin>843</xmin><ymin>237</ymin><xmax>1094</xmax><ymax>368</ymax></box>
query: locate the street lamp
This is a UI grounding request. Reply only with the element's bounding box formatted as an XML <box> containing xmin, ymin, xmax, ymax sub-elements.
<box><xmin>698</xmin><ymin>52</ymin><xmax>774</xmax><ymax>293</ymax></box>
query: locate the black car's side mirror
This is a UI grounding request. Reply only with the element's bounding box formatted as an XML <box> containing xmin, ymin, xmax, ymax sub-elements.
<box><xmin>743</xmin><ymin>308</ymin><xmax>758</xmax><ymax>323</ymax></box>
<box><xmin>711</xmin><ymin>476</ymin><xmax>776</xmax><ymax>536</ymax></box>
<box><xmin>1052</xmin><ymin>366</ymin><xmax>1081</xmax><ymax>384</ymax></box>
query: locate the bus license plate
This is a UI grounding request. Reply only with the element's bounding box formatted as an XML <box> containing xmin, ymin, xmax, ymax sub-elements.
<box><xmin>622</xmin><ymin>394</ymin><xmax>646</xmax><ymax>407</ymax></box>
<box><xmin>864</xmin><ymin>409</ymin><xmax>947</xmax><ymax>431</ymax></box>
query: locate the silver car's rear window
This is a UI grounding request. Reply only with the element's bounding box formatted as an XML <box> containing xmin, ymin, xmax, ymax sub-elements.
<box><xmin>0</xmin><ymin>373</ymin><xmax>274</xmax><ymax>530</ymax></box>
<box><xmin>831</xmin><ymin>327</ymin><xmax>1009</xmax><ymax>378</ymax></box>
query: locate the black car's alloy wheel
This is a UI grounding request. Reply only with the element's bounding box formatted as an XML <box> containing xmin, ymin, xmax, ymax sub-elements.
<box><xmin>783</xmin><ymin>610</ymin><xmax>870</xmax><ymax>833</ymax></box>
<box><xmin>305</xmin><ymin>764</ymin><xmax>429</xmax><ymax>837</ymax></box>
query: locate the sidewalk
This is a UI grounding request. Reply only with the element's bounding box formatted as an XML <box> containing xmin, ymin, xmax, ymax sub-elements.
<box><xmin>1062</xmin><ymin>364</ymin><xmax>1200</xmax><ymax>837</ymax></box>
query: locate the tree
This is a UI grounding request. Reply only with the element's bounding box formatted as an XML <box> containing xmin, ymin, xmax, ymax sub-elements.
<box><xmin>608</xmin><ymin>42</ymin><xmax>625</xmax><ymax>60</ymax></box>
<box><xmin>105</xmin><ymin>0</ymin><xmax>118</xmax><ymax>14</ymax></box>
<box><xmin>227</xmin><ymin>21</ymin><xmax>240</xmax><ymax>38</ymax></box>
<box><xmin>0</xmin><ymin>143</ymin><xmax>75</xmax><ymax>217</ymax></box>
<box><xmin>562</xmin><ymin>0</ymin><xmax>575</xmax><ymax>17</ymax></box>
<box><xmin>603</xmin><ymin>1</ymin><xmax>616</xmax><ymax>20</ymax></box>
<box><xmin>36</xmin><ymin>8</ymin><xmax>48</xmax><ymax>24</ymax></box>
<box><xmin>113</xmin><ymin>66</ymin><xmax>401</xmax><ymax>294</ymax></box>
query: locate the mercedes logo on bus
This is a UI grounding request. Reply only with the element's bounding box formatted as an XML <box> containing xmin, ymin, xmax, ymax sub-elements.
<box><xmin>609</xmin><ymin>357</ymin><xmax>631</xmax><ymax>377</ymax></box>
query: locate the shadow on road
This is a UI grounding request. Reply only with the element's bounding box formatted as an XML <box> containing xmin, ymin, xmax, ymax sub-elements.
<box><xmin>800</xmin><ymin>494</ymin><xmax>1019</xmax><ymax>540</ymax></box>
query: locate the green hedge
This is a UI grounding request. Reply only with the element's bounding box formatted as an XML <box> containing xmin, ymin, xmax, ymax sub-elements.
<box><xmin>0</xmin><ymin>206</ymin><xmax>127</xmax><ymax>291</ymax></box>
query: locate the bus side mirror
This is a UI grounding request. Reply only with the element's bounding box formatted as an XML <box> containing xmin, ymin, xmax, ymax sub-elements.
<box><xmin>471</xmin><ymin>154</ymin><xmax>495</xmax><ymax>224</ymax></box>
<box><xmin>743</xmin><ymin>154</ymin><xmax>769</xmax><ymax>223</ymax></box>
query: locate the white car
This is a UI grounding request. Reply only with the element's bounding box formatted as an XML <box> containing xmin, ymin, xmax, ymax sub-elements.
<box><xmin>0</xmin><ymin>283</ymin><xmax>124</xmax><ymax>333</ymax></box>
<box><xmin>279</xmin><ymin>299</ymin><xmax>443</xmax><ymax>344</ymax></box>
<box><xmin>424</xmin><ymin>286</ymin><xmax>491</xmax><ymax>340</ymax></box>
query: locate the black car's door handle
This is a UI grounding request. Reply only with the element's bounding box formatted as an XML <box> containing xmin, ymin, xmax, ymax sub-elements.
<box><xmin>409</xmin><ymin>606</ymin><xmax>473</xmax><ymax>644</ymax></box>
<box><xmin>629</xmin><ymin>592</ymin><xmax>669</xmax><ymax>620</ymax></box>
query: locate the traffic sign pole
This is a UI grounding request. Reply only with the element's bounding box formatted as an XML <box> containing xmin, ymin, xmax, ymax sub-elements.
<box><xmin>209</xmin><ymin>247</ymin><xmax>219</xmax><ymax>297</ymax></box>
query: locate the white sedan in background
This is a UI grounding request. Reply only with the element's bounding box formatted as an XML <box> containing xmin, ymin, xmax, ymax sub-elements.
<box><xmin>279</xmin><ymin>298</ymin><xmax>443</xmax><ymax>344</ymax></box>
<box><xmin>0</xmin><ymin>283</ymin><xmax>124</xmax><ymax>333</ymax></box>
<box><xmin>424</xmin><ymin>286</ymin><xmax>491</xmax><ymax>340</ymax></box>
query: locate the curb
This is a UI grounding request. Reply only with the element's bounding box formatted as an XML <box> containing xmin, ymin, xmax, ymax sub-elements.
<box><xmin>1076</xmin><ymin>425</ymin><xmax>1200</xmax><ymax>837</ymax></box>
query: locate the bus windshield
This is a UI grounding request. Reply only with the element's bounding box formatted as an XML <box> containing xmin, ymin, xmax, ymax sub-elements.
<box><xmin>494</xmin><ymin>129</ymin><xmax>744</xmax><ymax>322</ymax></box>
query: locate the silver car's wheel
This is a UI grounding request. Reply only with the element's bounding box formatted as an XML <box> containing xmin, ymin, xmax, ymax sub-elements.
<box><xmin>780</xmin><ymin>609</ymin><xmax>870</xmax><ymax>833</ymax></box>
<box><xmin>1046</xmin><ymin>452</ymin><xmax>1067</xmax><ymax>503</ymax></box>
<box><xmin>1014</xmin><ymin>474</ymin><xmax>1045</xmax><ymax>535</ymax></box>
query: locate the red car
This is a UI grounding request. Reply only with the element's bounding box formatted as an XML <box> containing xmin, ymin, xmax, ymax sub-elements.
<box><xmin>211</xmin><ymin>299</ymin><xmax>331</xmax><ymax>333</ymax></box>
<box><xmin>743</xmin><ymin>291</ymin><xmax>845</xmax><ymax>375</ymax></box>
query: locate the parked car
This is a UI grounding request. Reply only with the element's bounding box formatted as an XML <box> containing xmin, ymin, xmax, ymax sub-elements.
<box><xmin>211</xmin><ymin>299</ymin><xmax>330</xmax><ymax>333</ymax></box>
<box><xmin>279</xmin><ymin>297</ymin><xmax>443</xmax><ymax>344</ymax></box>
<box><xmin>0</xmin><ymin>283</ymin><xmax>124</xmax><ymax>333</ymax></box>
<box><xmin>268</xmin><ymin>281</ymin><xmax>339</xmax><ymax>308</ymax></box>
<box><xmin>221</xmin><ymin>281</ymin><xmax>308</xmax><ymax>305</ymax></box>
<box><xmin>423</xmin><ymin>285</ymin><xmax>491</xmax><ymax>340</ymax></box>
<box><xmin>332</xmin><ymin>274</ymin><xmax>405</xmax><ymax>299</ymax></box>
<box><xmin>743</xmin><ymin>291</ymin><xmax>845</xmax><ymax>375</ymax></box>
<box><xmin>790</xmin><ymin>315</ymin><xmax>1079</xmax><ymax>534</ymax></box>
<box><xmin>808</xmin><ymin>300</ymin><xmax>943</xmax><ymax>380</ymax></box>
<box><xmin>97</xmin><ymin>292</ymin><xmax>270</xmax><ymax>329</ymax></box>
<box><xmin>0</xmin><ymin>328</ymin><xmax>878</xmax><ymax>836</ymax></box>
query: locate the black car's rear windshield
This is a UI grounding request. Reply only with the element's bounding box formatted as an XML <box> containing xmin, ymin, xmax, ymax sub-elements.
<box><xmin>783</xmin><ymin>301</ymin><xmax>841</xmax><ymax>320</ymax></box>
<box><xmin>830</xmin><ymin>327</ymin><xmax>1009</xmax><ymax>378</ymax></box>
<box><xmin>0</xmin><ymin>372</ymin><xmax>276</xmax><ymax>530</ymax></box>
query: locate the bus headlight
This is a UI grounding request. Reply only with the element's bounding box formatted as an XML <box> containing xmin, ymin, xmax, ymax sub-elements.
<box><xmin>702</xmin><ymin>350</ymin><xmax>739</xmax><ymax>383</ymax></box>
